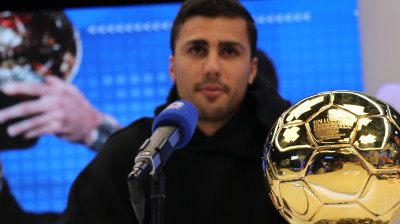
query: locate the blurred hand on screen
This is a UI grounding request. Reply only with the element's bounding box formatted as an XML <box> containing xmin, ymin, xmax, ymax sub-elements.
<box><xmin>0</xmin><ymin>75</ymin><xmax>120</xmax><ymax>147</ymax></box>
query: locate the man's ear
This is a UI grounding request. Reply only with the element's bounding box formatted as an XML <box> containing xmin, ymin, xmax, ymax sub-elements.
<box><xmin>169</xmin><ymin>55</ymin><xmax>176</xmax><ymax>82</ymax></box>
<box><xmin>248</xmin><ymin>57</ymin><xmax>258</xmax><ymax>84</ymax></box>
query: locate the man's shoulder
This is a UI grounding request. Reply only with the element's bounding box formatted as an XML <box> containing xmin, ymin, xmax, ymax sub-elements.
<box><xmin>82</xmin><ymin>117</ymin><xmax>154</xmax><ymax>177</ymax></box>
<box><xmin>103</xmin><ymin>117</ymin><xmax>154</xmax><ymax>149</ymax></box>
<box><xmin>125</xmin><ymin>117</ymin><xmax>153</xmax><ymax>132</ymax></box>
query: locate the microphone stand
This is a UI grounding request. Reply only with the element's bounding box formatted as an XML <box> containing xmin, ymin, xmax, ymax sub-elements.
<box><xmin>151</xmin><ymin>170</ymin><xmax>166</xmax><ymax>224</ymax></box>
<box><xmin>128</xmin><ymin>137</ymin><xmax>174</xmax><ymax>224</ymax></box>
<box><xmin>150</xmin><ymin>138</ymin><xmax>171</xmax><ymax>224</ymax></box>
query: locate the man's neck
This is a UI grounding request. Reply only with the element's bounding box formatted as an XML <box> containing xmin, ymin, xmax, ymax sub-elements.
<box><xmin>196</xmin><ymin>100</ymin><xmax>245</xmax><ymax>136</ymax></box>
<box><xmin>197</xmin><ymin>120</ymin><xmax>226</xmax><ymax>137</ymax></box>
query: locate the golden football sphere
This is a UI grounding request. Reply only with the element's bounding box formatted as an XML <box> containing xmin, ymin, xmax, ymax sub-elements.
<box><xmin>263</xmin><ymin>90</ymin><xmax>400</xmax><ymax>224</ymax></box>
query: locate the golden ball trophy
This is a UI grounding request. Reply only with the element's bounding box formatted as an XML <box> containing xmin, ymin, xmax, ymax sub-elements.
<box><xmin>263</xmin><ymin>90</ymin><xmax>400</xmax><ymax>224</ymax></box>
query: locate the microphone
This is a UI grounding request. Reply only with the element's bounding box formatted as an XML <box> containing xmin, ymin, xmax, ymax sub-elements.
<box><xmin>131</xmin><ymin>100</ymin><xmax>198</xmax><ymax>177</ymax></box>
<box><xmin>128</xmin><ymin>100</ymin><xmax>197</xmax><ymax>223</ymax></box>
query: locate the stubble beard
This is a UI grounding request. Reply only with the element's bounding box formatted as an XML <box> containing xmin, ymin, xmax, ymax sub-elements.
<box><xmin>193</xmin><ymin>78</ymin><xmax>232</xmax><ymax>122</ymax></box>
<box><xmin>197</xmin><ymin>103</ymin><xmax>228</xmax><ymax>122</ymax></box>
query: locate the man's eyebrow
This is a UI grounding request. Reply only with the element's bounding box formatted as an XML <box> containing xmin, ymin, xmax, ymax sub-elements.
<box><xmin>182</xmin><ymin>40</ymin><xmax>246</xmax><ymax>51</ymax></box>
<box><xmin>184</xmin><ymin>39</ymin><xmax>208</xmax><ymax>47</ymax></box>
<box><xmin>219</xmin><ymin>41</ymin><xmax>246</xmax><ymax>51</ymax></box>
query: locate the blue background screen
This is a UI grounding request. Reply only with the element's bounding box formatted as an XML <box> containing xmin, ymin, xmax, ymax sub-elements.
<box><xmin>1</xmin><ymin>0</ymin><xmax>362</xmax><ymax>213</ymax></box>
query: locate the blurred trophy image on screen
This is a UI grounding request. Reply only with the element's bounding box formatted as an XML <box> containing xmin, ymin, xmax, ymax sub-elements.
<box><xmin>0</xmin><ymin>10</ymin><xmax>81</xmax><ymax>149</ymax></box>
<box><xmin>263</xmin><ymin>90</ymin><xmax>400</xmax><ymax>224</ymax></box>
<box><xmin>0</xmin><ymin>10</ymin><xmax>81</xmax><ymax>85</ymax></box>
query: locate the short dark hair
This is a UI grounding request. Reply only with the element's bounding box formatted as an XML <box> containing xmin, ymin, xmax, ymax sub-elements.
<box><xmin>170</xmin><ymin>0</ymin><xmax>257</xmax><ymax>59</ymax></box>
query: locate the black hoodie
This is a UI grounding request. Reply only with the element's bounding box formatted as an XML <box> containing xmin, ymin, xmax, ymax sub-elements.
<box><xmin>56</xmin><ymin>72</ymin><xmax>291</xmax><ymax>224</ymax></box>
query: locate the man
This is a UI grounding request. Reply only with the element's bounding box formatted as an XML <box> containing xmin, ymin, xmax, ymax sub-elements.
<box><xmin>57</xmin><ymin>0</ymin><xmax>291</xmax><ymax>223</ymax></box>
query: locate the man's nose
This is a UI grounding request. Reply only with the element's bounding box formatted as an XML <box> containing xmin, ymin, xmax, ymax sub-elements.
<box><xmin>203</xmin><ymin>51</ymin><xmax>221</xmax><ymax>77</ymax></box>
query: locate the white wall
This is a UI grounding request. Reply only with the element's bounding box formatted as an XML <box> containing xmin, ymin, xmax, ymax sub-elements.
<box><xmin>358</xmin><ymin>0</ymin><xmax>400</xmax><ymax>111</ymax></box>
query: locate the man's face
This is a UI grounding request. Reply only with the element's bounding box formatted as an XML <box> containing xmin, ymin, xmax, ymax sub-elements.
<box><xmin>169</xmin><ymin>16</ymin><xmax>257</xmax><ymax>125</ymax></box>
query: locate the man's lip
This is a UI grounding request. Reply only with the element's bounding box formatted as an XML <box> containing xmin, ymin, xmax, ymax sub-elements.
<box><xmin>197</xmin><ymin>84</ymin><xmax>225</xmax><ymax>98</ymax></box>
<box><xmin>201</xmin><ymin>84</ymin><xmax>224</xmax><ymax>90</ymax></box>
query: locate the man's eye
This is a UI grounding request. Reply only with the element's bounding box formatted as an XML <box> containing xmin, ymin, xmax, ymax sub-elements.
<box><xmin>189</xmin><ymin>46</ymin><xmax>205</xmax><ymax>55</ymax></box>
<box><xmin>224</xmin><ymin>48</ymin><xmax>238</xmax><ymax>56</ymax></box>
